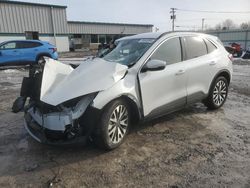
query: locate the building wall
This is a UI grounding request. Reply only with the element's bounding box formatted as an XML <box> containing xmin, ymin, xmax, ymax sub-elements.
<box><xmin>53</xmin><ymin>36</ymin><xmax>69</xmax><ymax>52</ymax></box>
<box><xmin>68</xmin><ymin>22</ymin><xmax>153</xmax><ymax>49</ymax></box>
<box><xmin>68</xmin><ymin>22</ymin><xmax>153</xmax><ymax>35</ymax></box>
<box><xmin>0</xmin><ymin>1</ymin><xmax>68</xmax><ymax>34</ymax></box>
<box><xmin>0</xmin><ymin>35</ymin><xmax>25</xmax><ymax>43</ymax></box>
<box><xmin>0</xmin><ymin>1</ymin><xmax>69</xmax><ymax>52</ymax></box>
<box><xmin>206</xmin><ymin>30</ymin><xmax>250</xmax><ymax>50</ymax></box>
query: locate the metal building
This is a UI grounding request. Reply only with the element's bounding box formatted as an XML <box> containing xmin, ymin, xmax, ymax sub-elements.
<box><xmin>0</xmin><ymin>1</ymin><xmax>153</xmax><ymax>52</ymax></box>
<box><xmin>206</xmin><ymin>30</ymin><xmax>250</xmax><ymax>50</ymax></box>
<box><xmin>0</xmin><ymin>0</ymin><xmax>69</xmax><ymax>51</ymax></box>
<box><xmin>68</xmin><ymin>21</ymin><xmax>153</xmax><ymax>48</ymax></box>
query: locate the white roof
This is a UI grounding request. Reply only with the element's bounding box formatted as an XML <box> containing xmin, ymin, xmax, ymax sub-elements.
<box><xmin>117</xmin><ymin>32</ymin><xmax>166</xmax><ymax>41</ymax></box>
<box><xmin>117</xmin><ymin>31</ymin><xmax>218</xmax><ymax>42</ymax></box>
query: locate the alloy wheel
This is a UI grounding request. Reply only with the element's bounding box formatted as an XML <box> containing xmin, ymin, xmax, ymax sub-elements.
<box><xmin>108</xmin><ymin>105</ymin><xmax>128</xmax><ymax>144</ymax></box>
<box><xmin>213</xmin><ymin>80</ymin><xmax>227</xmax><ymax>106</ymax></box>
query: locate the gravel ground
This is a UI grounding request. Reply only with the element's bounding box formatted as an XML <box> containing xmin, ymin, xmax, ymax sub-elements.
<box><xmin>0</xmin><ymin>60</ymin><xmax>249</xmax><ymax>188</ymax></box>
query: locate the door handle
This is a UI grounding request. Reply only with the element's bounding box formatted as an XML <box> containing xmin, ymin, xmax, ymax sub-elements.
<box><xmin>175</xmin><ymin>69</ymin><xmax>185</xmax><ymax>75</ymax></box>
<box><xmin>209</xmin><ymin>61</ymin><xmax>216</xmax><ymax>65</ymax></box>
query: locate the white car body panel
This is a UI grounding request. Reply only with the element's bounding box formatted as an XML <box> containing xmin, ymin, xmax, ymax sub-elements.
<box><xmin>139</xmin><ymin>61</ymin><xmax>188</xmax><ymax>116</ymax></box>
<box><xmin>40</xmin><ymin>58</ymin><xmax>128</xmax><ymax>106</ymax></box>
<box><xmin>185</xmin><ymin>53</ymin><xmax>219</xmax><ymax>98</ymax></box>
<box><xmin>92</xmin><ymin>69</ymin><xmax>140</xmax><ymax>110</ymax></box>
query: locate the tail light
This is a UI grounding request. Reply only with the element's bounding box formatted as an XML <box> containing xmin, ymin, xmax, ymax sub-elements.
<box><xmin>49</xmin><ymin>47</ymin><xmax>57</xmax><ymax>53</ymax></box>
<box><xmin>228</xmin><ymin>54</ymin><xmax>233</xmax><ymax>61</ymax></box>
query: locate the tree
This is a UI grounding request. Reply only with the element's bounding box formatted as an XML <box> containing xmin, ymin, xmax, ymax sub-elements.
<box><xmin>222</xmin><ymin>19</ymin><xmax>236</xmax><ymax>30</ymax></box>
<box><xmin>240</xmin><ymin>22</ymin><xmax>249</xmax><ymax>29</ymax></box>
<box><xmin>215</xmin><ymin>23</ymin><xmax>222</xmax><ymax>30</ymax></box>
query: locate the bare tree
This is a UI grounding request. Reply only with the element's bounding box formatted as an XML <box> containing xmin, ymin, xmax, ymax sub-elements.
<box><xmin>215</xmin><ymin>23</ymin><xmax>222</xmax><ymax>30</ymax></box>
<box><xmin>240</xmin><ymin>22</ymin><xmax>249</xmax><ymax>29</ymax></box>
<box><xmin>212</xmin><ymin>19</ymin><xmax>249</xmax><ymax>31</ymax></box>
<box><xmin>222</xmin><ymin>19</ymin><xmax>236</xmax><ymax>30</ymax></box>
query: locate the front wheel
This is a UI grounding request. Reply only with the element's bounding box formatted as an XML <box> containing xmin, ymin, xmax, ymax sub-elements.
<box><xmin>94</xmin><ymin>99</ymin><xmax>130</xmax><ymax>150</ymax></box>
<box><xmin>204</xmin><ymin>76</ymin><xmax>229</xmax><ymax>110</ymax></box>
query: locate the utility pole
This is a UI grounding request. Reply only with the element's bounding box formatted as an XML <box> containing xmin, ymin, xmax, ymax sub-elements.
<box><xmin>202</xmin><ymin>18</ymin><xmax>205</xmax><ymax>31</ymax></box>
<box><xmin>170</xmin><ymin>8</ymin><xmax>176</xmax><ymax>31</ymax></box>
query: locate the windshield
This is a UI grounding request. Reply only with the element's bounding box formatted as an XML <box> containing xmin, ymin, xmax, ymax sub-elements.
<box><xmin>103</xmin><ymin>38</ymin><xmax>155</xmax><ymax>66</ymax></box>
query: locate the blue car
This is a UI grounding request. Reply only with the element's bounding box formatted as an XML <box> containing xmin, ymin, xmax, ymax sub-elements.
<box><xmin>0</xmin><ymin>40</ymin><xmax>58</xmax><ymax>66</ymax></box>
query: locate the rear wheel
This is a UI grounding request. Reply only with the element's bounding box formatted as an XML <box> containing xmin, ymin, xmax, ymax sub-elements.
<box><xmin>204</xmin><ymin>76</ymin><xmax>228</xmax><ymax>110</ymax></box>
<box><xmin>94</xmin><ymin>99</ymin><xmax>130</xmax><ymax>150</ymax></box>
<box><xmin>37</xmin><ymin>56</ymin><xmax>45</xmax><ymax>64</ymax></box>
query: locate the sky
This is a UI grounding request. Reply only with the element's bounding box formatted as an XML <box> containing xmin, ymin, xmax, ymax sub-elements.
<box><xmin>18</xmin><ymin>0</ymin><xmax>250</xmax><ymax>31</ymax></box>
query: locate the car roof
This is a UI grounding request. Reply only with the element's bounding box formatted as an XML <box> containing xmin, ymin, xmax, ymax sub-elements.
<box><xmin>1</xmin><ymin>40</ymin><xmax>48</xmax><ymax>44</ymax></box>
<box><xmin>117</xmin><ymin>32</ymin><xmax>167</xmax><ymax>41</ymax></box>
<box><xmin>117</xmin><ymin>31</ymin><xmax>218</xmax><ymax>42</ymax></box>
<box><xmin>5</xmin><ymin>40</ymin><xmax>43</xmax><ymax>43</ymax></box>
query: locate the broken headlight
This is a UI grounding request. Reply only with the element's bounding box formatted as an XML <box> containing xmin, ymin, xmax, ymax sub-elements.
<box><xmin>61</xmin><ymin>92</ymin><xmax>98</xmax><ymax>109</ymax></box>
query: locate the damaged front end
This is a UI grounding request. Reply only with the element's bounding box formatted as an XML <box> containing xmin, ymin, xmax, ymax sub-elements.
<box><xmin>12</xmin><ymin>60</ymin><xmax>100</xmax><ymax>145</ymax></box>
<box><xmin>13</xmin><ymin>58</ymin><xmax>128</xmax><ymax>145</ymax></box>
<box><xmin>23</xmin><ymin>93</ymin><xmax>99</xmax><ymax>145</ymax></box>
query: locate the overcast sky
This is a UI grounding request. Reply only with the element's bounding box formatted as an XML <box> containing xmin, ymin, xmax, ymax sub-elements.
<box><xmin>18</xmin><ymin>0</ymin><xmax>250</xmax><ymax>31</ymax></box>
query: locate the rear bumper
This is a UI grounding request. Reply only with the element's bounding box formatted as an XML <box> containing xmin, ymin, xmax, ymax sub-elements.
<box><xmin>51</xmin><ymin>52</ymin><xmax>58</xmax><ymax>60</ymax></box>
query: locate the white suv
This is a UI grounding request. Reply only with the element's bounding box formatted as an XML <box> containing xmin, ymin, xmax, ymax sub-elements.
<box><xmin>14</xmin><ymin>32</ymin><xmax>233</xmax><ymax>150</ymax></box>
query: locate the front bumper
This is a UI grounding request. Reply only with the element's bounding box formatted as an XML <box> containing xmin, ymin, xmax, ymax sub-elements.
<box><xmin>24</xmin><ymin>106</ymin><xmax>101</xmax><ymax>145</ymax></box>
<box><xmin>24</xmin><ymin>112</ymin><xmax>87</xmax><ymax>145</ymax></box>
<box><xmin>16</xmin><ymin>63</ymin><xmax>102</xmax><ymax>145</ymax></box>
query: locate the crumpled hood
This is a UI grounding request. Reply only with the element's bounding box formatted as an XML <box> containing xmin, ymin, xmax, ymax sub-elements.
<box><xmin>40</xmin><ymin>58</ymin><xmax>128</xmax><ymax>106</ymax></box>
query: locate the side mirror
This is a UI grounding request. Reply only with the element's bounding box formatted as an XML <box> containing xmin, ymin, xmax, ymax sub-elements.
<box><xmin>141</xmin><ymin>59</ymin><xmax>166</xmax><ymax>72</ymax></box>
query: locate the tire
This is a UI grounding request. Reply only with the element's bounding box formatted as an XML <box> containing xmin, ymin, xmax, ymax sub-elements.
<box><xmin>94</xmin><ymin>99</ymin><xmax>130</xmax><ymax>150</ymax></box>
<box><xmin>37</xmin><ymin>56</ymin><xmax>45</xmax><ymax>64</ymax></box>
<box><xmin>204</xmin><ymin>76</ymin><xmax>229</xmax><ymax>110</ymax></box>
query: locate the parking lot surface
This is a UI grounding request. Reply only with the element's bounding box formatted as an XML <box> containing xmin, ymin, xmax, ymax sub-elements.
<box><xmin>0</xmin><ymin>60</ymin><xmax>249</xmax><ymax>188</ymax></box>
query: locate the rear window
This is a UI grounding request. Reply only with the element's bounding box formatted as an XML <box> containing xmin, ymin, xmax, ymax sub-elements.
<box><xmin>216</xmin><ymin>38</ymin><xmax>224</xmax><ymax>46</ymax></box>
<box><xmin>184</xmin><ymin>36</ymin><xmax>207</xmax><ymax>60</ymax></box>
<box><xmin>205</xmin><ymin>39</ymin><xmax>217</xmax><ymax>53</ymax></box>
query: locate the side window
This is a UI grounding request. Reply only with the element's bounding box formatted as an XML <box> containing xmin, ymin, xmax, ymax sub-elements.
<box><xmin>17</xmin><ymin>42</ymin><xmax>42</xmax><ymax>48</ymax></box>
<box><xmin>28</xmin><ymin>42</ymin><xmax>42</xmax><ymax>48</ymax></box>
<box><xmin>0</xmin><ymin>42</ymin><xmax>16</xmax><ymax>49</ymax></box>
<box><xmin>184</xmin><ymin>36</ymin><xmax>207</xmax><ymax>60</ymax></box>
<box><xmin>151</xmin><ymin>37</ymin><xmax>182</xmax><ymax>65</ymax></box>
<box><xmin>205</xmin><ymin>39</ymin><xmax>217</xmax><ymax>53</ymax></box>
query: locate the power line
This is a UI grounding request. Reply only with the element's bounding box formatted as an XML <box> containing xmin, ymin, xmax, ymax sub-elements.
<box><xmin>177</xmin><ymin>8</ymin><xmax>250</xmax><ymax>14</ymax></box>
<box><xmin>175</xmin><ymin>25</ymin><xmax>197</xmax><ymax>28</ymax></box>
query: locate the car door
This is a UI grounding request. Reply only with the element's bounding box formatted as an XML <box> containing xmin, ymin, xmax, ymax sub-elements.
<box><xmin>139</xmin><ymin>37</ymin><xmax>187</xmax><ymax>117</ymax></box>
<box><xmin>182</xmin><ymin>36</ymin><xmax>219</xmax><ymax>104</ymax></box>
<box><xmin>0</xmin><ymin>42</ymin><xmax>21</xmax><ymax>65</ymax></box>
